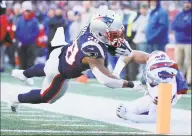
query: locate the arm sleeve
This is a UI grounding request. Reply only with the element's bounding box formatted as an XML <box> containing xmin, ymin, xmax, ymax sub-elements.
<box><xmin>43</xmin><ymin>19</ymin><xmax>49</xmax><ymax>36</ymax></box>
<box><xmin>147</xmin><ymin>11</ymin><xmax>169</xmax><ymax>42</ymax></box>
<box><xmin>30</xmin><ymin>19</ymin><xmax>40</xmax><ymax>40</ymax></box>
<box><xmin>92</xmin><ymin>67</ymin><xmax>124</xmax><ymax>88</ymax></box>
<box><xmin>172</xmin><ymin>14</ymin><xmax>181</xmax><ymax>31</ymax></box>
<box><xmin>15</xmin><ymin>20</ymin><xmax>22</xmax><ymax>42</ymax></box>
<box><xmin>172</xmin><ymin>12</ymin><xmax>192</xmax><ymax>32</ymax></box>
<box><xmin>112</xmin><ymin>56</ymin><xmax>127</xmax><ymax>78</ymax></box>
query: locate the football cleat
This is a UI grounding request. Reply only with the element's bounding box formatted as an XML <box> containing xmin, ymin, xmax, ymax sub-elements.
<box><xmin>116</xmin><ymin>104</ymin><xmax>127</xmax><ymax>119</ymax></box>
<box><xmin>11</xmin><ymin>69</ymin><xmax>34</xmax><ymax>86</ymax></box>
<box><xmin>7</xmin><ymin>92</ymin><xmax>20</xmax><ymax>113</ymax></box>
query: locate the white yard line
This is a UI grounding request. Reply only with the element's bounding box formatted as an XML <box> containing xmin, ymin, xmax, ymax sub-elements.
<box><xmin>41</xmin><ymin>124</ymin><xmax>106</xmax><ymax>127</ymax></box>
<box><xmin>1</xmin><ymin>129</ymin><xmax>153</xmax><ymax>135</ymax></box>
<box><xmin>2</xmin><ymin>110</ymin><xmax>42</xmax><ymax>113</ymax></box>
<box><xmin>21</xmin><ymin>119</ymin><xmax>80</xmax><ymax>122</ymax></box>
<box><xmin>3</xmin><ymin>114</ymin><xmax>63</xmax><ymax>117</ymax></box>
<box><xmin>181</xmin><ymin>95</ymin><xmax>191</xmax><ymax>98</ymax></box>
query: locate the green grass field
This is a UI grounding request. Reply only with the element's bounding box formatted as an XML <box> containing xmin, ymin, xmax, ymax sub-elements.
<box><xmin>1</xmin><ymin>101</ymin><xmax>149</xmax><ymax>135</ymax></box>
<box><xmin>0</xmin><ymin>72</ymin><xmax>191</xmax><ymax>135</ymax></box>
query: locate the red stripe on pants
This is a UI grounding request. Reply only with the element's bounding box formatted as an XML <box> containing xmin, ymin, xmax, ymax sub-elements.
<box><xmin>40</xmin><ymin>74</ymin><xmax>61</xmax><ymax>97</ymax></box>
<box><xmin>47</xmin><ymin>79</ymin><xmax>65</xmax><ymax>103</ymax></box>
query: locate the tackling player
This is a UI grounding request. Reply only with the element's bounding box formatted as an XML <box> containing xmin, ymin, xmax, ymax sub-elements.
<box><xmin>113</xmin><ymin>50</ymin><xmax>188</xmax><ymax>123</ymax></box>
<box><xmin>9</xmin><ymin>9</ymin><xmax>141</xmax><ymax>112</ymax></box>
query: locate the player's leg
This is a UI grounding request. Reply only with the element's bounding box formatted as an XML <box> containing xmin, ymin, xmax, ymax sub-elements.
<box><xmin>10</xmin><ymin>47</ymin><xmax>66</xmax><ymax>111</ymax></box>
<box><xmin>116</xmin><ymin>95</ymin><xmax>157</xmax><ymax>123</ymax></box>
<box><xmin>10</xmin><ymin>74</ymin><xmax>69</xmax><ymax>112</ymax></box>
<box><xmin>17</xmin><ymin>75</ymin><xmax>69</xmax><ymax>104</ymax></box>
<box><xmin>117</xmin><ymin>95</ymin><xmax>153</xmax><ymax>115</ymax></box>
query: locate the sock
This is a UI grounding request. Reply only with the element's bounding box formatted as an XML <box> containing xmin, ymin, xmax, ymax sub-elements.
<box><xmin>23</xmin><ymin>63</ymin><xmax>45</xmax><ymax>78</ymax></box>
<box><xmin>18</xmin><ymin>89</ymin><xmax>46</xmax><ymax>104</ymax></box>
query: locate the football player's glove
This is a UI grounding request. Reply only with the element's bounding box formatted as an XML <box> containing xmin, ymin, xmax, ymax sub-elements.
<box><xmin>108</xmin><ymin>39</ymin><xmax>132</xmax><ymax>56</ymax></box>
<box><xmin>115</xmin><ymin>39</ymin><xmax>133</xmax><ymax>57</ymax></box>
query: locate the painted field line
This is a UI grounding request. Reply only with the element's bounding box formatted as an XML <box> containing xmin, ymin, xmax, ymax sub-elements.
<box><xmin>1</xmin><ymin>107</ymin><xmax>40</xmax><ymax>111</ymax></box>
<box><xmin>2</xmin><ymin>110</ymin><xmax>42</xmax><ymax>113</ymax></box>
<box><xmin>181</xmin><ymin>95</ymin><xmax>191</xmax><ymax>98</ymax></box>
<box><xmin>3</xmin><ymin>114</ymin><xmax>63</xmax><ymax>117</ymax></box>
<box><xmin>22</xmin><ymin>119</ymin><xmax>81</xmax><ymax>122</ymax></box>
<box><xmin>1</xmin><ymin>129</ymin><xmax>152</xmax><ymax>135</ymax></box>
<box><xmin>0</xmin><ymin>104</ymin><xmax>8</xmax><ymax>106</ymax></box>
<box><xmin>41</xmin><ymin>124</ymin><xmax>106</xmax><ymax>127</ymax></box>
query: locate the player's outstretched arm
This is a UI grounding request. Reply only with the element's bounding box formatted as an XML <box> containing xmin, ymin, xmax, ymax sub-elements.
<box><xmin>87</xmin><ymin>57</ymin><xmax>132</xmax><ymax>88</ymax></box>
<box><xmin>113</xmin><ymin>50</ymin><xmax>150</xmax><ymax>78</ymax></box>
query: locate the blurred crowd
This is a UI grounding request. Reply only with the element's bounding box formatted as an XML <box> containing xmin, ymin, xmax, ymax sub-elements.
<box><xmin>0</xmin><ymin>0</ymin><xmax>192</xmax><ymax>86</ymax></box>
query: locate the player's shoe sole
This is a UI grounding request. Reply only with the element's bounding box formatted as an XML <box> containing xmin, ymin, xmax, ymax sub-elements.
<box><xmin>116</xmin><ymin>104</ymin><xmax>127</xmax><ymax>119</ymax></box>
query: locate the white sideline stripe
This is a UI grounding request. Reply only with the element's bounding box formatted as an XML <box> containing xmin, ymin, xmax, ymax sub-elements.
<box><xmin>3</xmin><ymin>114</ymin><xmax>63</xmax><ymax>117</ymax></box>
<box><xmin>22</xmin><ymin>119</ymin><xmax>80</xmax><ymax>122</ymax></box>
<box><xmin>1</xmin><ymin>107</ymin><xmax>39</xmax><ymax>110</ymax></box>
<box><xmin>1</xmin><ymin>129</ymin><xmax>152</xmax><ymax>134</ymax></box>
<box><xmin>181</xmin><ymin>95</ymin><xmax>191</xmax><ymax>98</ymax></box>
<box><xmin>41</xmin><ymin>124</ymin><xmax>106</xmax><ymax>127</ymax></box>
<box><xmin>2</xmin><ymin>110</ymin><xmax>42</xmax><ymax>113</ymax></box>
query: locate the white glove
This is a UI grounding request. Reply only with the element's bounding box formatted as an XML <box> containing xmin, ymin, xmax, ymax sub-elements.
<box><xmin>133</xmin><ymin>81</ymin><xmax>146</xmax><ymax>92</ymax></box>
<box><xmin>115</xmin><ymin>39</ymin><xmax>133</xmax><ymax>57</ymax></box>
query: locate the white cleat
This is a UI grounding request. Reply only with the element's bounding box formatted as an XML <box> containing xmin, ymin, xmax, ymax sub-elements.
<box><xmin>6</xmin><ymin>92</ymin><xmax>20</xmax><ymax>113</ymax></box>
<box><xmin>116</xmin><ymin>104</ymin><xmax>127</xmax><ymax>119</ymax></box>
<box><xmin>11</xmin><ymin>69</ymin><xmax>34</xmax><ymax>86</ymax></box>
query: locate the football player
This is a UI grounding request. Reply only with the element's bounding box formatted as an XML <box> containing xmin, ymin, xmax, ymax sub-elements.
<box><xmin>114</xmin><ymin>50</ymin><xmax>188</xmax><ymax>123</ymax></box>
<box><xmin>9</xmin><ymin>9</ymin><xmax>141</xmax><ymax>112</ymax></box>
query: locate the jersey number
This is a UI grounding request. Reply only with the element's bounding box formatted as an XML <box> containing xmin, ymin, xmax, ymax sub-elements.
<box><xmin>65</xmin><ymin>40</ymin><xmax>79</xmax><ymax>65</ymax></box>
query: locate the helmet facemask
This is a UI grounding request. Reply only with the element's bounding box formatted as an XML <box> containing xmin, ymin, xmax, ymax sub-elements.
<box><xmin>104</xmin><ymin>26</ymin><xmax>124</xmax><ymax>48</ymax></box>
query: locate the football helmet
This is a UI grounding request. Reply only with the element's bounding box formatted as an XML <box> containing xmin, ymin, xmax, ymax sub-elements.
<box><xmin>145</xmin><ymin>51</ymin><xmax>178</xmax><ymax>86</ymax></box>
<box><xmin>90</xmin><ymin>9</ymin><xmax>124</xmax><ymax>47</ymax></box>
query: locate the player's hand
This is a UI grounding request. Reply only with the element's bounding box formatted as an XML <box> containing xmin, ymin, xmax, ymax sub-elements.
<box><xmin>133</xmin><ymin>81</ymin><xmax>146</xmax><ymax>91</ymax></box>
<box><xmin>115</xmin><ymin>39</ymin><xmax>132</xmax><ymax>57</ymax></box>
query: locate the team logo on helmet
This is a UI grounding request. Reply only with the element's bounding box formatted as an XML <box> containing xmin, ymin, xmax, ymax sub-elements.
<box><xmin>95</xmin><ymin>16</ymin><xmax>114</xmax><ymax>27</ymax></box>
<box><xmin>158</xmin><ymin>71</ymin><xmax>175</xmax><ymax>79</ymax></box>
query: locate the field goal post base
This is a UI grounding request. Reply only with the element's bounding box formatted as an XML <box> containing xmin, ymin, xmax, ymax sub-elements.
<box><xmin>156</xmin><ymin>83</ymin><xmax>172</xmax><ymax>134</ymax></box>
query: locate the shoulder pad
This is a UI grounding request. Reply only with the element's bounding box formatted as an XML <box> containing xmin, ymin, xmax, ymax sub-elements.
<box><xmin>81</xmin><ymin>41</ymin><xmax>105</xmax><ymax>59</ymax></box>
